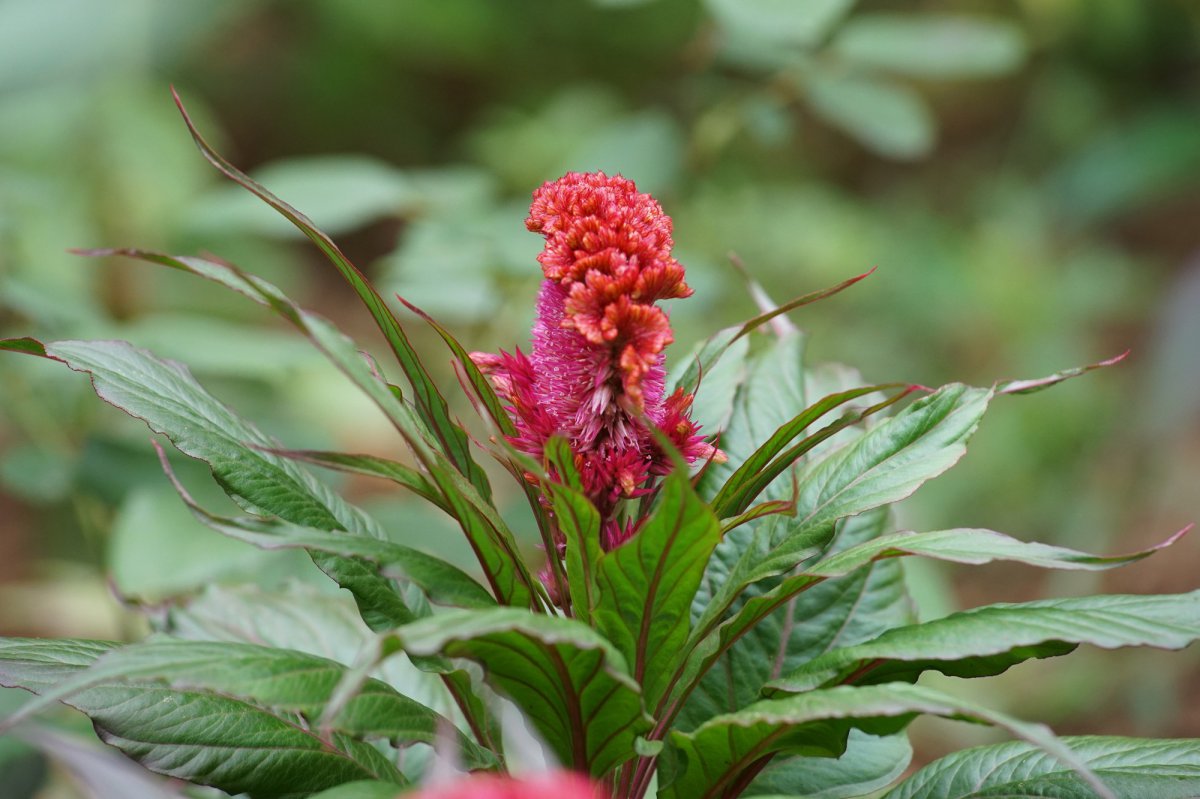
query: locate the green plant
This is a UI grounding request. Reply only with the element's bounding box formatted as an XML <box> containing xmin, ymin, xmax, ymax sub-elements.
<box><xmin>0</xmin><ymin>92</ymin><xmax>1197</xmax><ymax>799</ymax></box>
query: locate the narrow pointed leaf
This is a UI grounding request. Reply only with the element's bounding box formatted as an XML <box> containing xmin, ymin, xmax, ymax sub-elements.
<box><xmin>710</xmin><ymin>383</ymin><xmax>902</xmax><ymax>516</ymax></box>
<box><xmin>170</xmin><ymin>90</ymin><xmax>491</xmax><ymax>500</ymax></box>
<box><xmin>593</xmin><ymin>472</ymin><xmax>721</xmax><ymax>708</ymax></box>
<box><xmin>661</xmin><ymin>682</ymin><xmax>1114</xmax><ymax>799</ymax></box>
<box><xmin>884</xmin><ymin>735</ymin><xmax>1200</xmax><ymax>799</ymax></box>
<box><xmin>672</xmin><ymin>269</ymin><xmax>874</xmax><ymax>396</ymax></box>
<box><xmin>768</xmin><ymin>590</ymin><xmax>1200</xmax><ymax>694</ymax></box>
<box><xmin>996</xmin><ymin>351</ymin><xmax>1129</xmax><ymax>395</ymax></box>
<box><xmin>391</xmin><ymin>608</ymin><xmax>651</xmax><ymax>777</ymax></box>
<box><xmin>265</xmin><ymin>448</ymin><xmax>449</xmax><ymax>513</ymax></box>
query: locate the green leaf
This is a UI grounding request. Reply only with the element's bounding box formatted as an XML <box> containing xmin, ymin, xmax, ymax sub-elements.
<box><xmin>1</xmin><ymin>336</ymin><xmax>418</xmax><ymax>631</ymax></box>
<box><xmin>804</xmin><ymin>70</ymin><xmax>935</xmax><ymax>160</ymax></box>
<box><xmin>393</xmin><ymin>608</ymin><xmax>651</xmax><ymax>777</ymax></box>
<box><xmin>593</xmin><ymin>471</ymin><xmax>721</xmax><ymax>708</ymax></box>
<box><xmin>265</xmin><ymin>449</ymin><xmax>450</xmax><ymax>514</ymax></box>
<box><xmin>704</xmin><ymin>0</ymin><xmax>855</xmax><ymax>47</ymax></box>
<box><xmin>672</xmin><ymin>520</ymin><xmax>1175</xmax><ymax>733</ymax></box>
<box><xmin>171</xmin><ymin>90</ymin><xmax>491</xmax><ymax>503</ymax></box>
<box><xmin>746</xmin><ymin>730</ymin><xmax>911</xmax><ymax>798</ymax></box>
<box><xmin>168</xmin><ymin>495</ymin><xmax>496</xmax><ymax>610</ymax></box>
<box><xmin>190</xmin><ymin>155</ymin><xmax>417</xmax><ymax>237</ymax></box>
<box><xmin>543</xmin><ymin>439</ymin><xmax>602</xmax><ymax>623</ymax></box>
<box><xmin>73</xmin><ymin>249</ymin><xmax>539</xmax><ymax>610</ymax></box>
<box><xmin>672</xmin><ymin>270</ymin><xmax>873</xmax><ymax>398</ymax></box>
<box><xmin>0</xmin><ymin>638</ymin><xmax>520</xmax><ymax>795</ymax></box>
<box><xmin>768</xmin><ymin>590</ymin><xmax>1200</xmax><ymax>694</ymax></box>
<box><xmin>884</xmin><ymin>735</ymin><xmax>1200</xmax><ymax>799</ymax></box>
<box><xmin>661</xmin><ymin>682</ymin><xmax>1115</xmax><ymax>799</ymax></box>
<box><xmin>831</xmin><ymin>14</ymin><xmax>1027</xmax><ymax>80</ymax></box>
<box><xmin>309</xmin><ymin>781</ymin><xmax>407</xmax><ymax>799</ymax></box>
<box><xmin>677</xmin><ymin>508</ymin><xmax>911</xmax><ymax>730</ymax></box>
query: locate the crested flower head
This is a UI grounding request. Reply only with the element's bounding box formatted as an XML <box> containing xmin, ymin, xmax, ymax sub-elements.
<box><xmin>473</xmin><ymin>172</ymin><xmax>720</xmax><ymax>551</ymax></box>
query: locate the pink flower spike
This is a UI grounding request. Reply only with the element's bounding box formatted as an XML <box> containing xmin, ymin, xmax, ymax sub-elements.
<box><xmin>475</xmin><ymin>171</ymin><xmax>721</xmax><ymax>560</ymax></box>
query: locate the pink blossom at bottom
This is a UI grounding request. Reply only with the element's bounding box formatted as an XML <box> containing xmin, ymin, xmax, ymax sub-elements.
<box><xmin>407</xmin><ymin>771</ymin><xmax>603</xmax><ymax>799</ymax></box>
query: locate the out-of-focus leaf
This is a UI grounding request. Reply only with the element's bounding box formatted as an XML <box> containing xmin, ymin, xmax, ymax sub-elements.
<box><xmin>393</xmin><ymin>608</ymin><xmax>651</xmax><ymax>777</ymax></box>
<box><xmin>309</xmin><ymin>782</ymin><xmax>405</xmax><ymax>799</ymax></box>
<box><xmin>660</xmin><ymin>682</ymin><xmax>1114</xmax><ymax>799</ymax></box>
<box><xmin>831</xmin><ymin>15</ymin><xmax>1027</xmax><ymax>79</ymax></box>
<box><xmin>745</xmin><ymin>730</ymin><xmax>911</xmax><ymax>798</ymax></box>
<box><xmin>884</xmin><ymin>736</ymin><xmax>1200</xmax><ymax>799</ymax></box>
<box><xmin>190</xmin><ymin>155</ymin><xmax>418</xmax><ymax>236</ymax></box>
<box><xmin>770</xmin><ymin>590</ymin><xmax>1200</xmax><ymax>694</ymax></box>
<box><xmin>704</xmin><ymin>0</ymin><xmax>855</xmax><ymax>47</ymax></box>
<box><xmin>108</xmin><ymin>486</ymin><xmax>293</xmax><ymax>600</ymax></box>
<box><xmin>18</xmin><ymin>726</ymin><xmax>184</xmax><ymax>799</ymax></box>
<box><xmin>804</xmin><ymin>70</ymin><xmax>935</xmax><ymax>160</ymax></box>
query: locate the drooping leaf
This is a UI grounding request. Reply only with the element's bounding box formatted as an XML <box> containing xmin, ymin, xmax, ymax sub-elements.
<box><xmin>768</xmin><ymin>590</ymin><xmax>1200</xmax><ymax>694</ymax></box>
<box><xmin>883</xmin><ymin>735</ymin><xmax>1200</xmax><ymax>799</ymax></box>
<box><xmin>171</xmin><ymin>89</ymin><xmax>491</xmax><ymax>502</ymax></box>
<box><xmin>72</xmin><ymin>250</ymin><xmax>540</xmax><ymax>610</ymax></box>
<box><xmin>167</xmin><ymin>492</ymin><xmax>495</xmax><ymax>610</ymax></box>
<box><xmin>660</xmin><ymin>682</ymin><xmax>1115</xmax><ymax>799</ymax></box>
<box><xmin>1</xmin><ymin>336</ymin><xmax>417</xmax><ymax>631</ymax></box>
<box><xmin>593</xmin><ymin>471</ymin><xmax>721</xmax><ymax>708</ymax></box>
<box><xmin>392</xmin><ymin>608</ymin><xmax>651</xmax><ymax>777</ymax></box>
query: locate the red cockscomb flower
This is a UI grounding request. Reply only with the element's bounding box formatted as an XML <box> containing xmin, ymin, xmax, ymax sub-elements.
<box><xmin>472</xmin><ymin>172</ymin><xmax>719</xmax><ymax>552</ymax></box>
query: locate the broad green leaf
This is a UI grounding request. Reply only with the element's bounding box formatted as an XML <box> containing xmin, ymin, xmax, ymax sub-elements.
<box><xmin>0</xmin><ymin>336</ymin><xmax>418</xmax><ymax>631</ymax></box>
<box><xmin>593</xmin><ymin>471</ymin><xmax>721</xmax><ymax>708</ymax></box>
<box><xmin>687</xmin><ymin>383</ymin><xmax>990</xmax><ymax>670</ymax></box>
<box><xmin>831</xmin><ymin>14</ymin><xmax>1027</xmax><ymax>80</ymax></box>
<box><xmin>804</xmin><ymin>70</ymin><xmax>935</xmax><ymax>160</ymax></box>
<box><xmin>2</xmin><ymin>640</ymin><xmax>494</xmax><ymax>765</ymax></box>
<box><xmin>392</xmin><ymin>608</ymin><xmax>651</xmax><ymax>777</ymax></box>
<box><xmin>769</xmin><ymin>590</ymin><xmax>1200</xmax><ymax>694</ymax></box>
<box><xmin>677</xmin><ymin>508</ymin><xmax>911</xmax><ymax>730</ymax></box>
<box><xmin>0</xmin><ymin>639</ymin><xmax>459</xmax><ymax>795</ymax></box>
<box><xmin>171</xmin><ymin>90</ymin><xmax>491</xmax><ymax>503</ymax></box>
<box><xmin>0</xmin><ymin>639</ymin><xmax>117</xmax><ymax>694</ymax></box>
<box><xmin>746</xmin><ymin>730</ymin><xmax>911</xmax><ymax>798</ymax></box>
<box><xmin>672</xmin><ymin>522</ymin><xmax>1175</xmax><ymax>733</ymax></box>
<box><xmin>73</xmin><ymin>249</ymin><xmax>540</xmax><ymax>610</ymax></box>
<box><xmin>661</xmin><ymin>682</ymin><xmax>1114</xmax><ymax>799</ymax></box>
<box><xmin>884</xmin><ymin>735</ymin><xmax>1200</xmax><ymax>799</ymax></box>
<box><xmin>704</xmin><ymin>0</ymin><xmax>855</xmax><ymax>46</ymax></box>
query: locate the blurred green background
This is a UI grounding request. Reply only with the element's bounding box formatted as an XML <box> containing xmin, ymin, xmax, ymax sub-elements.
<box><xmin>1</xmin><ymin>0</ymin><xmax>1198</xmax><ymax>794</ymax></box>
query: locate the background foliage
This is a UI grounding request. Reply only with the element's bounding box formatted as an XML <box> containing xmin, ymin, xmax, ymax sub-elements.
<box><xmin>0</xmin><ymin>0</ymin><xmax>1197</xmax><ymax>794</ymax></box>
